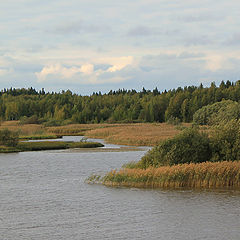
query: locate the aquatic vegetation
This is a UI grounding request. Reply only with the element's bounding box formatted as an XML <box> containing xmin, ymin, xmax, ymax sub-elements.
<box><xmin>67</xmin><ymin>142</ymin><xmax>104</xmax><ymax>148</ymax></box>
<box><xmin>15</xmin><ymin>141</ymin><xmax>104</xmax><ymax>152</ymax></box>
<box><xmin>19</xmin><ymin>135</ymin><xmax>62</xmax><ymax>140</ymax></box>
<box><xmin>18</xmin><ymin>141</ymin><xmax>69</xmax><ymax>151</ymax></box>
<box><xmin>100</xmin><ymin>161</ymin><xmax>240</xmax><ymax>189</ymax></box>
<box><xmin>0</xmin><ymin>146</ymin><xmax>21</xmax><ymax>153</ymax></box>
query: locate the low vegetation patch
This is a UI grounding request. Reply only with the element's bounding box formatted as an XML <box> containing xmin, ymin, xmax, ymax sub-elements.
<box><xmin>0</xmin><ymin>146</ymin><xmax>21</xmax><ymax>153</ymax></box>
<box><xmin>95</xmin><ymin>161</ymin><xmax>240</xmax><ymax>189</ymax></box>
<box><xmin>67</xmin><ymin>142</ymin><xmax>104</xmax><ymax>148</ymax></box>
<box><xmin>17</xmin><ymin>141</ymin><xmax>104</xmax><ymax>152</ymax></box>
<box><xmin>0</xmin><ymin>128</ymin><xmax>19</xmax><ymax>147</ymax></box>
<box><xmin>19</xmin><ymin>135</ymin><xmax>62</xmax><ymax>140</ymax></box>
<box><xmin>18</xmin><ymin>141</ymin><xmax>69</xmax><ymax>151</ymax></box>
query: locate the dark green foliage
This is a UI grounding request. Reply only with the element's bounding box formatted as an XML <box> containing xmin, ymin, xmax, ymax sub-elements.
<box><xmin>210</xmin><ymin>102</ymin><xmax>240</xmax><ymax>125</ymax></box>
<box><xmin>1</xmin><ymin>80</ymin><xmax>240</xmax><ymax>124</ymax></box>
<box><xmin>139</xmin><ymin>127</ymin><xmax>211</xmax><ymax>168</ymax></box>
<box><xmin>210</xmin><ymin>120</ymin><xmax>240</xmax><ymax>161</ymax></box>
<box><xmin>193</xmin><ymin>100</ymin><xmax>240</xmax><ymax>125</ymax></box>
<box><xmin>0</xmin><ymin>129</ymin><xmax>19</xmax><ymax>147</ymax></box>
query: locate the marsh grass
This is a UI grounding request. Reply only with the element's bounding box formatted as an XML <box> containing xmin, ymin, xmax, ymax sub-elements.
<box><xmin>19</xmin><ymin>135</ymin><xmax>62</xmax><ymax>140</ymax></box>
<box><xmin>0</xmin><ymin>122</ymin><xmax>187</xmax><ymax>146</ymax></box>
<box><xmin>18</xmin><ymin>141</ymin><xmax>69</xmax><ymax>151</ymax></box>
<box><xmin>67</xmin><ymin>142</ymin><xmax>104</xmax><ymax>148</ymax></box>
<box><xmin>0</xmin><ymin>121</ymin><xmax>48</xmax><ymax>138</ymax></box>
<box><xmin>96</xmin><ymin>161</ymin><xmax>240</xmax><ymax>189</ymax></box>
<box><xmin>17</xmin><ymin>141</ymin><xmax>104</xmax><ymax>152</ymax></box>
<box><xmin>0</xmin><ymin>146</ymin><xmax>21</xmax><ymax>153</ymax></box>
<box><xmin>85</xmin><ymin>123</ymin><xmax>188</xmax><ymax>146</ymax></box>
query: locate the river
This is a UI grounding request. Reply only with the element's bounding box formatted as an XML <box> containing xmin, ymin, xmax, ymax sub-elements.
<box><xmin>1</xmin><ymin>137</ymin><xmax>240</xmax><ymax>239</ymax></box>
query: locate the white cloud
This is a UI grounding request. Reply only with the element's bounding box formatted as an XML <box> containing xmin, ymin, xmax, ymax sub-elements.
<box><xmin>80</xmin><ymin>64</ymin><xmax>94</xmax><ymax>75</ymax></box>
<box><xmin>1</xmin><ymin>0</ymin><xmax>240</xmax><ymax>93</ymax></box>
<box><xmin>105</xmin><ymin>56</ymin><xmax>134</xmax><ymax>72</ymax></box>
<box><xmin>35</xmin><ymin>63</ymin><xmax>94</xmax><ymax>82</ymax></box>
<box><xmin>35</xmin><ymin>57</ymin><xmax>134</xmax><ymax>84</ymax></box>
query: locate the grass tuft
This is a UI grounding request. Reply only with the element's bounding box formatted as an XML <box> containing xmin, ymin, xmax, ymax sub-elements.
<box><xmin>96</xmin><ymin>161</ymin><xmax>240</xmax><ymax>189</ymax></box>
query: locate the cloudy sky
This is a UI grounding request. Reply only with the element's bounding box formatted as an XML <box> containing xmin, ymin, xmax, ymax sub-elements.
<box><xmin>0</xmin><ymin>0</ymin><xmax>240</xmax><ymax>94</ymax></box>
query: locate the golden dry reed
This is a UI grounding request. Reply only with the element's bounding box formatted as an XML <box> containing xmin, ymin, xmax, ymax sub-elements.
<box><xmin>86</xmin><ymin>123</ymin><xmax>186</xmax><ymax>146</ymax></box>
<box><xmin>0</xmin><ymin>122</ymin><xmax>185</xmax><ymax>145</ymax></box>
<box><xmin>103</xmin><ymin>161</ymin><xmax>240</xmax><ymax>189</ymax></box>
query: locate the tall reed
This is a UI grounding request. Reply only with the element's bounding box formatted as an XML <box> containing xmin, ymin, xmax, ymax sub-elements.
<box><xmin>101</xmin><ymin>161</ymin><xmax>240</xmax><ymax>189</ymax></box>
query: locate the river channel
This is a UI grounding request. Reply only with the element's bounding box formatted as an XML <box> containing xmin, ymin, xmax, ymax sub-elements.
<box><xmin>1</xmin><ymin>137</ymin><xmax>240</xmax><ymax>239</ymax></box>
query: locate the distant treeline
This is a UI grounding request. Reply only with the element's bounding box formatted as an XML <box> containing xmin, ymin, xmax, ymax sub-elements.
<box><xmin>1</xmin><ymin>80</ymin><xmax>240</xmax><ymax>125</ymax></box>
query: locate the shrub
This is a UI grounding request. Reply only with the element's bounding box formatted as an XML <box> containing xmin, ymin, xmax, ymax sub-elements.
<box><xmin>167</xmin><ymin>116</ymin><xmax>181</xmax><ymax>125</ymax></box>
<box><xmin>193</xmin><ymin>100</ymin><xmax>238</xmax><ymax>125</ymax></box>
<box><xmin>19</xmin><ymin>115</ymin><xmax>39</xmax><ymax>124</ymax></box>
<box><xmin>138</xmin><ymin>127</ymin><xmax>211</xmax><ymax>168</ymax></box>
<box><xmin>43</xmin><ymin>119</ymin><xmax>63</xmax><ymax>127</ymax></box>
<box><xmin>210</xmin><ymin>119</ymin><xmax>240</xmax><ymax>161</ymax></box>
<box><xmin>0</xmin><ymin>129</ymin><xmax>19</xmax><ymax>147</ymax></box>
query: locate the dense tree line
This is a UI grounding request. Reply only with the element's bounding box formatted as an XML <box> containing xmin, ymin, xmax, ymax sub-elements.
<box><xmin>0</xmin><ymin>80</ymin><xmax>240</xmax><ymax>125</ymax></box>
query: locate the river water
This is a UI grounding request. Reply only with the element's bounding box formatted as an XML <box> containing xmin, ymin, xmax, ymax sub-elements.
<box><xmin>1</xmin><ymin>137</ymin><xmax>240</xmax><ymax>240</ymax></box>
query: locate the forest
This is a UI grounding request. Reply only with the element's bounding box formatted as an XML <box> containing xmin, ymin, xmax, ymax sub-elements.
<box><xmin>0</xmin><ymin>80</ymin><xmax>240</xmax><ymax>126</ymax></box>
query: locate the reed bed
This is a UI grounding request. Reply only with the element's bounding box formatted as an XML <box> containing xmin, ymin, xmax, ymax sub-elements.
<box><xmin>85</xmin><ymin>123</ymin><xmax>185</xmax><ymax>146</ymax></box>
<box><xmin>0</xmin><ymin>122</ymin><xmax>186</xmax><ymax>146</ymax></box>
<box><xmin>47</xmin><ymin>123</ymin><xmax>124</xmax><ymax>136</ymax></box>
<box><xmin>99</xmin><ymin>161</ymin><xmax>240</xmax><ymax>189</ymax></box>
<box><xmin>0</xmin><ymin>121</ymin><xmax>44</xmax><ymax>136</ymax></box>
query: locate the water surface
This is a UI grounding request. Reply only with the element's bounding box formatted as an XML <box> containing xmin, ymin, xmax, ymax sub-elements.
<box><xmin>1</xmin><ymin>140</ymin><xmax>240</xmax><ymax>240</ymax></box>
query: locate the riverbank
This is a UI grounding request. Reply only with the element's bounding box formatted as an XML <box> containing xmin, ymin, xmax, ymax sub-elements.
<box><xmin>0</xmin><ymin>121</ymin><xmax>186</xmax><ymax>147</ymax></box>
<box><xmin>88</xmin><ymin>161</ymin><xmax>240</xmax><ymax>189</ymax></box>
<box><xmin>0</xmin><ymin>141</ymin><xmax>104</xmax><ymax>153</ymax></box>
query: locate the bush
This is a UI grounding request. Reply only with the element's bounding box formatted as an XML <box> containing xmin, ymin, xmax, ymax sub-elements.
<box><xmin>19</xmin><ymin>115</ymin><xmax>39</xmax><ymax>124</ymax></box>
<box><xmin>193</xmin><ymin>100</ymin><xmax>240</xmax><ymax>125</ymax></box>
<box><xmin>210</xmin><ymin>119</ymin><xmax>240</xmax><ymax>161</ymax></box>
<box><xmin>167</xmin><ymin>116</ymin><xmax>181</xmax><ymax>125</ymax></box>
<box><xmin>0</xmin><ymin>129</ymin><xmax>19</xmax><ymax>147</ymax></box>
<box><xmin>138</xmin><ymin>127</ymin><xmax>211</xmax><ymax>168</ymax></box>
<box><xmin>43</xmin><ymin>119</ymin><xmax>63</xmax><ymax>127</ymax></box>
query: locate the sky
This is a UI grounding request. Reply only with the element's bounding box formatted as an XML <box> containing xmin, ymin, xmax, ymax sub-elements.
<box><xmin>0</xmin><ymin>0</ymin><xmax>240</xmax><ymax>95</ymax></box>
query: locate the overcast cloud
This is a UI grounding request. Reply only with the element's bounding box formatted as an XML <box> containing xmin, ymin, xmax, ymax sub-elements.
<box><xmin>0</xmin><ymin>0</ymin><xmax>240</xmax><ymax>94</ymax></box>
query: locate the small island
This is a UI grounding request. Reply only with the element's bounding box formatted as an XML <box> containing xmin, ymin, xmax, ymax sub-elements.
<box><xmin>0</xmin><ymin>128</ymin><xmax>104</xmax><ymax>153</ymax></box>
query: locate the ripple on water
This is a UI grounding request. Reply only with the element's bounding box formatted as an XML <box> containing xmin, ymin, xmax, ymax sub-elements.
<box><xmin>0</xmin><ymin>145</ymin><xmax>240</xmax><ymax>240</ymax></box>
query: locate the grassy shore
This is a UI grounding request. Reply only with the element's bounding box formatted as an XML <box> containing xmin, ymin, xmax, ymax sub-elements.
<box><xmin>0</xmin><ymin>141</ymin><xmax>104</xmax><ymax>153</ymax></box>
<box><xmin>88</xmin><ymin>161</ymin><xmax>240</xmax><ymax>189</ymax></box>
<box><xmin>19</xmin><ymin>135</ymin><xmax>62</xmax><ymax>140</ymax></box>
<box><xmin>0</xmin><ymin>121</ymin><xmax>187</xmax><ymax>146</ymax></box>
